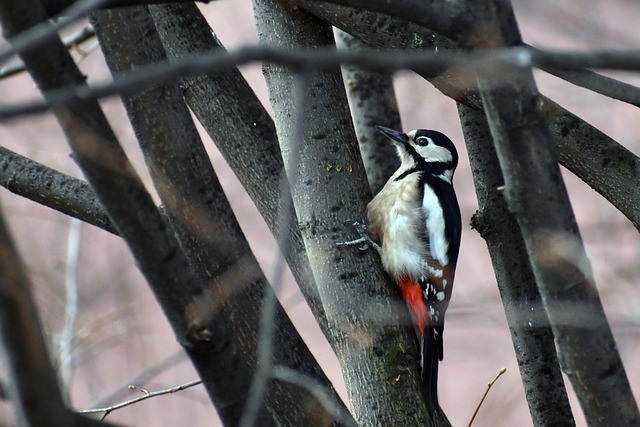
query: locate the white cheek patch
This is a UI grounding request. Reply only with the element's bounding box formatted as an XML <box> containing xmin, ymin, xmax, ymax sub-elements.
<box><xmin>414</xmin><ymin>144</ymin><xmax>452</xmax><ymax>163</ymax></box>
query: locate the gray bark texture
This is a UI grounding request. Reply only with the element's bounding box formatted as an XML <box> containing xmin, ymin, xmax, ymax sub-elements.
<box><xmin>252</xmin><ymin>0</ymin><xmax>445</xmax><ymax>425</ymax></box>
<box><xmin>473</xmin><ymin>1</ymin><xmax>640</xmax><ymax>425</ymax></box>
<box><xmin>146</xmin><ymin>2</ymin><xmax>330</xmax><ymax>341</ymax></box>
<box><xmin>298</xmin><ymin>0</ymin><xmax>640</xmax><ymax>231</ymax></box>
<box><xmin>2</xmin><ymin>0</ymin><xmax>639</xmax><ymax>426</ymax></box>
<box><xmin>0</xmin><ymin>146</ymin><xmax>117</xmax><ymax>234</ymax></box>
<box><xmin>459</xmin><ymin>104</ymin><xmax>575</xmax><ymax>427</ymax></box>
<box><xmin>1</xmin><ymin>1</ymin><xmax>261</xmax><ymax>425</ymax></box>
<box><xmin>335</xmin><ymin>30</ymin><xmax>401</xmax><ymax>194</ymax></box>
<box><xmin>297</xmin><ymin>1</ymin><xmax>640</xmax><ymax>425</ymax></box>
<box><xmin>91</xmin><ymin>6</ymin><xmax>352</xmax><ymax>427</ymax></box>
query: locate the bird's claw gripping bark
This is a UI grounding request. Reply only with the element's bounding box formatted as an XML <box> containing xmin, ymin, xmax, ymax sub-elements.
<box><xmin>336</xmin><ymin>220</ymin><xmax>381</xmax><ymax>253</ymax></box>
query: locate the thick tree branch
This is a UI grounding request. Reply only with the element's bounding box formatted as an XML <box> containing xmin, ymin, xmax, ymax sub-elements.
<box><xmin>0</xmin><ymin>146</ymin><xmax>117</xmax><ymax>234</ymax></box>
<box><xmin>146</xmin><ymin>2</ymin><xmax>330</xmax><ymax>342</ymax></box>
<box><xmin>92</xmin><ymin>6</ymin><xmax>352</xmax><ymax>426</ymax></box>
<box><xmin>251</xmin><ymin>1</ymin><xmax>440</xmax><ymax>425</ymax></box>
<box><xmin>1</xmin><ymin>0</ymin><xmax>206</xmax><ymax>326</ymax></box>
<box><xmin>473</xmin><ymin>1</ymin><xmax>639</xmax><ymax>424</ymax></box>
<box><xmin>0</xmin><ymin>0</ymin><xmax>107</xmax><ymax>66</ymax></box>
<box><xmin>335</xmin><ymin>30</ymin><xmax>401</xmax><ymax>194</ymax></box>
<box><xmin>315</xmin><ymin>0</ymin><xmax>474</xmax><ymax>47</ymax></box>
<box><xmin>0</xmin><ymin>2</ymin><xmax>256</xmax><ymax>425</ymax></box>
<box><xmin>296</xmin><ymin>1</ymin><xmax>640</xmax><ymax>230</ymax></box>
<box><xmin>459</xmin><ymin>104</ymin><xmax>575</xmax><ymax>426</ymax></box>
<box><xmin>90</xmin><ymin>8</ymin><xmax>275</xmax><ymax>425</ymax></box>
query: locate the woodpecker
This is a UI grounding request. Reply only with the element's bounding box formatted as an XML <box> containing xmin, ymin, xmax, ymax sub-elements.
<box><xmin>340</xmin><ymin>125</ymin><xmax>461</xmax><ymax>411</ymax></box>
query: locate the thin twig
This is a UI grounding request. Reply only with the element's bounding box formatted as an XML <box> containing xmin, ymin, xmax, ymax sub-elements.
<box><xmin>237</xmin><ymin>67</ymin><xmax>311</xmax><ymax>427</ymax></box>
<box><xmin>467</xmin><ymin>367</ymin><xmax>507</xmax><ymax>427</ymax></box>
<box><xmin>78</xmin><ymin>379</ymin><xmax>202</xmax><ymax>421</ymax></box>
<box><xmin>88</xmin><ymin>350</ymin><xmax>186</xmax><ymax>409</ymax></box>
<box><xmin>0</xmin><ymin>0</ymin><xmax>107</xmax><ymax>66</ymax></box>
<box><xmin>60</xmin><ymin>217</ymin><xmax>82</xmax><ymax>404</ymax></box>
<box><xmin>0</xmin><ymin>24</ymin><xmax>96</xmax><ymax>79</ymax></box>
<box><xmin>3</xmin><ymin>45</ymin><xmax>640</xmax><ymax>119</ymax></box>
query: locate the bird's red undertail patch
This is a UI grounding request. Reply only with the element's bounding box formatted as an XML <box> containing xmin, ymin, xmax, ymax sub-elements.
<box><xmin>398</xmin><ymin>275</ymin><xmax>428</xmax><ymax>336</ymax></box>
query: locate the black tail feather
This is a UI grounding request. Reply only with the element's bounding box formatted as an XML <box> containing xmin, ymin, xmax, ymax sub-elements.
<box><xmin>421</xmin><ymin>325</ymin><xmax>443</xmax><ymax>412</ymax></box>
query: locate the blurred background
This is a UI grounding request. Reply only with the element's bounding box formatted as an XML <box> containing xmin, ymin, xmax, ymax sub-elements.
<box><xmin>0</xmin><ymin>0</ymin><xmax>638</xmax><ymax>425</ymax></box>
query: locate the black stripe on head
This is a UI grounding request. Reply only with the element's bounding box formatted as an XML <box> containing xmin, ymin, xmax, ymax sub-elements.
<box><xmin>393</xmin><ymin>142</ymin><xmax>425</xmax><ymax>181</ymax></box>
<box><xmin>413</xmin><ymin>129</ymin><xmax>459</xmax><ymax>168</ymax></box>
<box><xmin>394</xmin><ymin>137</ymin><xmax>455</xmax><ymax>181</ymax></box>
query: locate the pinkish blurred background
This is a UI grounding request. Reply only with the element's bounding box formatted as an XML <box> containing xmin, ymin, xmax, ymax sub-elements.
<box><xmin>0</xmin><ymin>0</ymin><xmax>638</xmax><ymax>425</ymax></box>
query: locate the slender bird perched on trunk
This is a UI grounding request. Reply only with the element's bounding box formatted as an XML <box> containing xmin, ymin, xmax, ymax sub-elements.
<box><xmin>339</xmin><ymin>125</ymin><xmax>462</xmax><ymax>411</ymax></box>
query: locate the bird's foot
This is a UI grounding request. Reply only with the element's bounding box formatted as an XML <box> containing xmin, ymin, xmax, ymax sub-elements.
<box><xmin>336</xmin><ymin>220</ymin><xmax>381</xmax><ymax>253</ymax></box>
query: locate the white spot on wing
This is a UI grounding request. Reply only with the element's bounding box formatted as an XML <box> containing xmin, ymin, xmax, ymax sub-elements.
<box><xmin>414</xmin><ymin>143</ymin><xmax>454</xmax><ymax>164</ymax></box>
<box><xmin>436</xmin><ymin>169</ymin><xmax>454</xmax><ymax>183</ymax></box>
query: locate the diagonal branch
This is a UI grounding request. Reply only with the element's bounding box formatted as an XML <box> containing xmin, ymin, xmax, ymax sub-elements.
<box><xmin>252</xmin><ymin>0</ymin><xmax>438</xmax><ymax>425</ymax></box>
<box><xmin>147</xmin><ymin>2</ymin><xmax>329</xmax><ymax>343</ymax></box>
<box><xmin>90</xmin><ymin>7</ymin><xmax>275</xmax><ymax>425</ymax></box>
<box><xmin>296</xmin><ymin>1</ymin><xmax>640</xmax><ymax>230</ymax></box>
<box><xmin>91</xmin><ymin>5</ymin><xmax>353</xmax><ymax>426</ymax></box>
<box><xmin>0</xmin><ymin>2</ymin><xmax>251</xmax><ymax>425</ymax></box>
<box><xmin>459</xmin><ymin>104</ymin><xmax>575</xmax><ymax>426</ymax></box>
<box><xmin>473</xmin><ymin>1</ymin><xmax>640</xmax><ymax>424</ymax></box>
<box><xmin>0</xmin><ymin>146</ymin><xmax>117</xmax><ymax>234</ymax></box>
<box><xmin>335</xmin><ymin>30</ymin><xmax>401</xmax><ymax>194</ymax></box>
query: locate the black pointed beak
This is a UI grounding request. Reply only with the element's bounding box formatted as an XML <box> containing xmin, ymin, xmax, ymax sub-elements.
<box><xmin>375</xmin><ymin>125</ymin><xmax>409</xmax><ymax>144</ymax></box>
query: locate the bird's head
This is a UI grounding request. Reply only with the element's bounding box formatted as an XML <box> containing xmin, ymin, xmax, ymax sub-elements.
<box><xmin>375</xmin><ymin>125</ymin><xmax>459</xmax><ymax>173</ymax></box>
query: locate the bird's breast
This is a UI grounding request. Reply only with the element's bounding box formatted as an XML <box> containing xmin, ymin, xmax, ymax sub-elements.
<box><xmin>367</xmin><ymin>173</ymin><xmax>428</xmax><ymax>278</ymax></box>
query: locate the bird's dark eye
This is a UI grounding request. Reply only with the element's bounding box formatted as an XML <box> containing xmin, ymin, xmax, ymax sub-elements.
<box><xmin>415</xmin><ymin>136</ymin><xmax>432</xmax><ymax>146</ymax></box>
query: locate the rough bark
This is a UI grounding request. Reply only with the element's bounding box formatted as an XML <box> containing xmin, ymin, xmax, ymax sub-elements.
<box><xmin>251</xmin><ymin>1</ymin><xmax>444</xmax><ymax>425</ymax></box>
<box><xmin>297</xmin><ymin>1</ymin><xmax>640</xmax><ymax>231</ymax></box>
<box><xmin>0</xmin><ymin>146</ymin><xmax>117</xmax><ymax>234</ymax></box>
<box><xmin>146</xmin><ymin>2</ymin><xmax>329</xmax><ymax>341</ymax></box>
<box><xmin>90</xmin><ymin>8</ymin><xmax>273</xmax><ymax>425</ymax></box>
<box><xmin>91</xmin><ymin>6</ymin><xmax>352</xmax><ymax>426</ymax></box>
<box><xmin>335</xmin><ymin>30</ymin><xmax>401</xmax><ymax>194</ymax></box>
<box><xmin>473</xmin><ymin>1</ymin><xmax>640</xmax><ymax>425</ymax></box>
<box><xmin>299</xmin><ymin>1</ymin><xmax>640</xmax><ymax>424</ymax></box>
<box><xmin>459</xmin><ymin>104</ymin><xmax>575</xmax><ymax>427</ymax></box>
<box><xmin>0</xmin><ymin>1</ymin><xmax>255</xmax><ymax>425</ymax></box>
